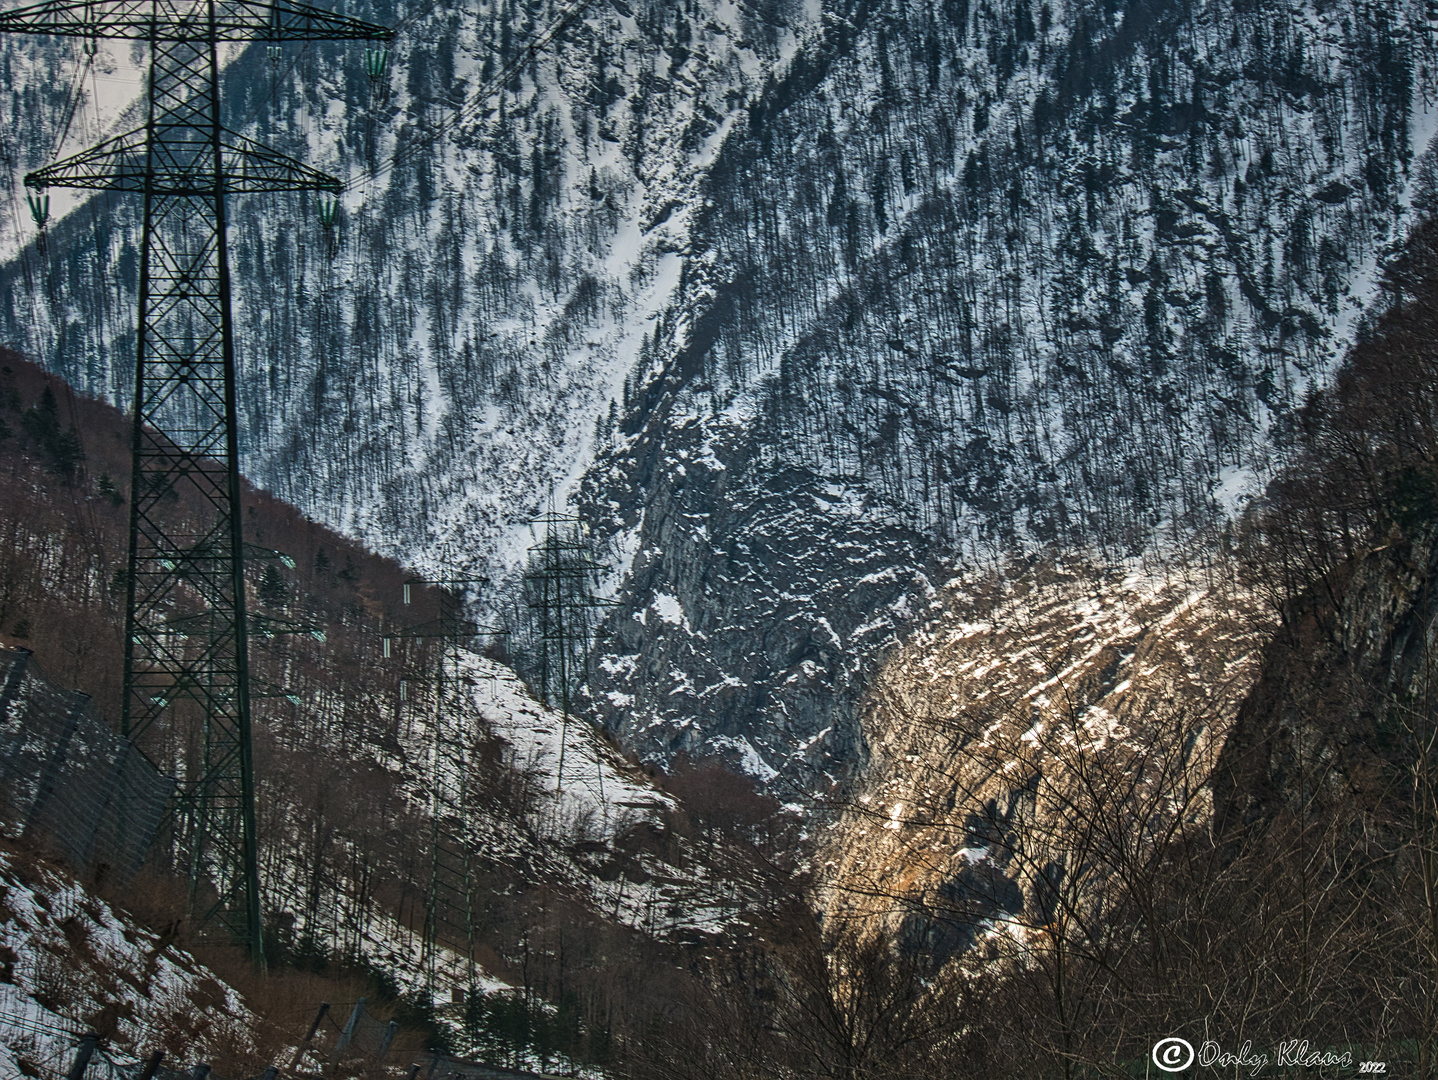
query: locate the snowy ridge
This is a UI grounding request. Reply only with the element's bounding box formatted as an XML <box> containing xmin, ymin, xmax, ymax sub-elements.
<box><xmin>464</xmin><ymin>654</ymin><xmax>676</xmax><ymax>834</ymax></box>
<box><xmin>269</xmin><ymin>642</ymin><xmax>763</xmax><ymax>985</ymax></box>
<box><xmin>451</xmin><ymin>653</ymin><xmax>767</xmax><ymax>938</ymax></box>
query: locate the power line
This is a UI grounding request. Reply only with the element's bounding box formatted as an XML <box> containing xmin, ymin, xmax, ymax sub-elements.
<box><xmin>343</xmin><ymin>0</ymin><xmax>599</xmax><ymax>194</ymax></box>
<box><xmin>238</xmin><ymin>0</ymin><xmax>469</xmax><ymax>134</ymax></box>
<box><xmin>48</xmin><ymin>45</ymin><xmax>96</xmax><ymax>161</ymax></box>
<box><xmin>383</xmin><ymin>575</ymin><xmax>498</xmax><ymax>1001</ymax></box>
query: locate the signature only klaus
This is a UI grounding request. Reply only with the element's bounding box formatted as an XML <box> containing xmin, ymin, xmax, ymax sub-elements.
<box><xmin>1151</xmin><ymin>1036</ymin><xmax>1386</xmax><ymax>1075</ymax></box>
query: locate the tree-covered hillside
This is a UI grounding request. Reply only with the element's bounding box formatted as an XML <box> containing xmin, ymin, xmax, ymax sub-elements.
<box><xmin>1</xmin><ymin>0</ymin><xmax>1434</xmax><ymax>787</ymax></box>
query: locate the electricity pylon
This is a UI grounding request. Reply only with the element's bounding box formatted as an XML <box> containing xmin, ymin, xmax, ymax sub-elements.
<box><xmin>0</xmin><ymin>0</ymin><xmax>392</xmax><ymax>961</ymax></box>
<box><xmin>524</xmin><ymin>510</ymin><xmax>615</xmax><ymax>794</ymax></box>
<box><xmin>383</xmin><ymin>577</ymin><xmax>495</xmax><ymax>1000</ymax></box>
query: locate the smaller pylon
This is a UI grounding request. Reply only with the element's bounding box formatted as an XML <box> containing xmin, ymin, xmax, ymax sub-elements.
<box><xmin>384</xmin><ymin>576</ymin><xmax>498</xmax><ymax>1002</ymax></box>
<box><xmin>522</xmin><ymin>508</ymin><xmax>616</xmax><ymax>794</ymax></box>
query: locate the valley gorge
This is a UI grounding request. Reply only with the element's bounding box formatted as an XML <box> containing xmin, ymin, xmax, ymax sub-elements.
<box><xmin>1</xmin><ymin>0</ymin><xmax>1438</xmax><ymax>1074</ymax></box>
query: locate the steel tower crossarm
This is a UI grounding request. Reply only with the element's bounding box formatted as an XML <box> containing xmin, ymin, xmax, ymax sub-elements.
<box><xmin>25</xmin><ymin>127</ymin><xmax>344</xmax><ymax>194</ymax></box>
<box><xmin>0</xmin><ymin>0</ymin><xmax>392</xmax><ymax>41</ymax></box>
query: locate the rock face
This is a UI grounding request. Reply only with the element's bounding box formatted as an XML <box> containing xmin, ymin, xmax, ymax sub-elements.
<box><xmin>579</xmin><ymin>408</ymin><xmax>932</xmax><ymax>787</ymax></box>
<box><xmin>1216</xmin><ymin>525</ymin><xmax>1438</xmax><ymax>832</ymax></box>
<box><xmin>813</xmin><ymin>552</ymin><xmax>1270</xmax><ymax>951</ymax></box>
<box><xmin>2</xmin><ymin>0</ymin><xmax>1436</xmax><ymax>789</ymax></box>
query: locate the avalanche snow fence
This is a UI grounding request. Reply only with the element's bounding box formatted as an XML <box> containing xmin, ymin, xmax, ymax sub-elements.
<box><xmin>0</xmin><ymin>647</ymin><xmax>174</xmax><ymax>882</ymax></box>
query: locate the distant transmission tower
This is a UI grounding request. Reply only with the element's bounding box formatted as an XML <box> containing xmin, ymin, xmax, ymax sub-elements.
<box><xmin>0</xmin><ymin>0</ymin><xmax>392</xmax><ymax>961</ymax></box>
<box><xmin>384</xmin><ymin>577</ymin><xmax>495</xmax><ymax>1001</ymax></box>
<box><xmin>524</xmin><ymin>508</ymin><xmax>614</xmax><ymax>794</ymax></box>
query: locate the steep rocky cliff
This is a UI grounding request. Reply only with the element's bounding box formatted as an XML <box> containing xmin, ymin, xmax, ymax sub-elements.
<box><xmin>815</xmin><ymin>548</ymin><xmax>1268</xmax><ymax>949</ymax></box>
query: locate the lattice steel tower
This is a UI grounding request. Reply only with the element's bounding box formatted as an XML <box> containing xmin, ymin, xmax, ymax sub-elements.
<box><xmin>0</xmin><ymin>0</ymin><xmax>392</xmax><ymax>960</ymax></box>
<box><xmin>385</xmin><ymin>576</ymin><xmax>494</xmax><ymax>1000</ymax></box>
<box><xmin>524</xmin><ymin>509</ymin><xmax>614</xmax><ymax>793</ymax></box>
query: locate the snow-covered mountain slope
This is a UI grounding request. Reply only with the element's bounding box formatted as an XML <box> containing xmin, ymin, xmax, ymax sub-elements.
<box><xmin>258</xmin><ymin>642</ymin><xmax>777</xmax><ymax>1002</ymax></box>
<box><xmin>0</xmin><ymin>0</ymin><xmax>819</xmax><ymax>576</ymax></box>
<box><xmin>578</xmin><ymin>0</ymin><xmax>1438</xmax><ymax>786</ymax></box>
<box><xmin>0</xmin><ymin>847</ymin><xmax>256</xmax><ymax>1073</ymax></box>
<box><xmin>1</xmin><ymin>0</ymin><xmax>1434</xmax><ymax>792</ymax></box>
<box><xmin>442</xmin><ymin>653</ymin><xmax>774</xmax><ymax>943</ymax></box>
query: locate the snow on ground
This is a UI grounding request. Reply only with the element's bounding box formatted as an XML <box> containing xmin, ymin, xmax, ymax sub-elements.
<box><xmin>436</xmin><ymin>652</ymin><xmax>758</xmax><ymax>938</ymax></box>
<box><xmin>0</xmin><ymin>848</ymin><xmax>254</xmax><ymax>1075</ymax></box>
<box><xmin>0</xmin><ymin>38</ymin><xmax>145</xmax><ymax>265</ymax></box>
<box><xmin>357</xmin><ymin>906</ymin><xmax>513</xmax><ymax>1004</ymax></box>
<box><xmin>461</xmin><ymin>652</ymin><xmax>675</xmax><ymax>839</ymax></box>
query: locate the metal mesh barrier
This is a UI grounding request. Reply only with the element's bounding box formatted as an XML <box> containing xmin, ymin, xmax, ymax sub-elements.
<box><xmin>0</xmin><ymin>648</ymin><xmax>175</xmax><ymax>882</ymax></box>
<box><xmin>314</xmin><ymin>1001</ymin><xmax>553</xmax><ymax>1080</ymax></box>
<box><xmin>329</xmin><ymin>1000</ymin><xmax>399</xmax><ymax>1063</ymax></box>
<box><xmin>0</xmin><ymin>998</ymin><xmax>551</xmax><ymax>1080</ymax></box>
<box><xmin>0</xmin><ymin>1009</ymin><xmax>281</xmax><ymax>1080</ymax></box>
<box><xmin>0</xmin><ymin>1003</ymin><xmax>84</xmax><ymax>1080</ymax></box>
<box><xmin>419</xmin><ymin>1054</ymin><xmax>549</xmax><ymax>1080</ymax></box>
